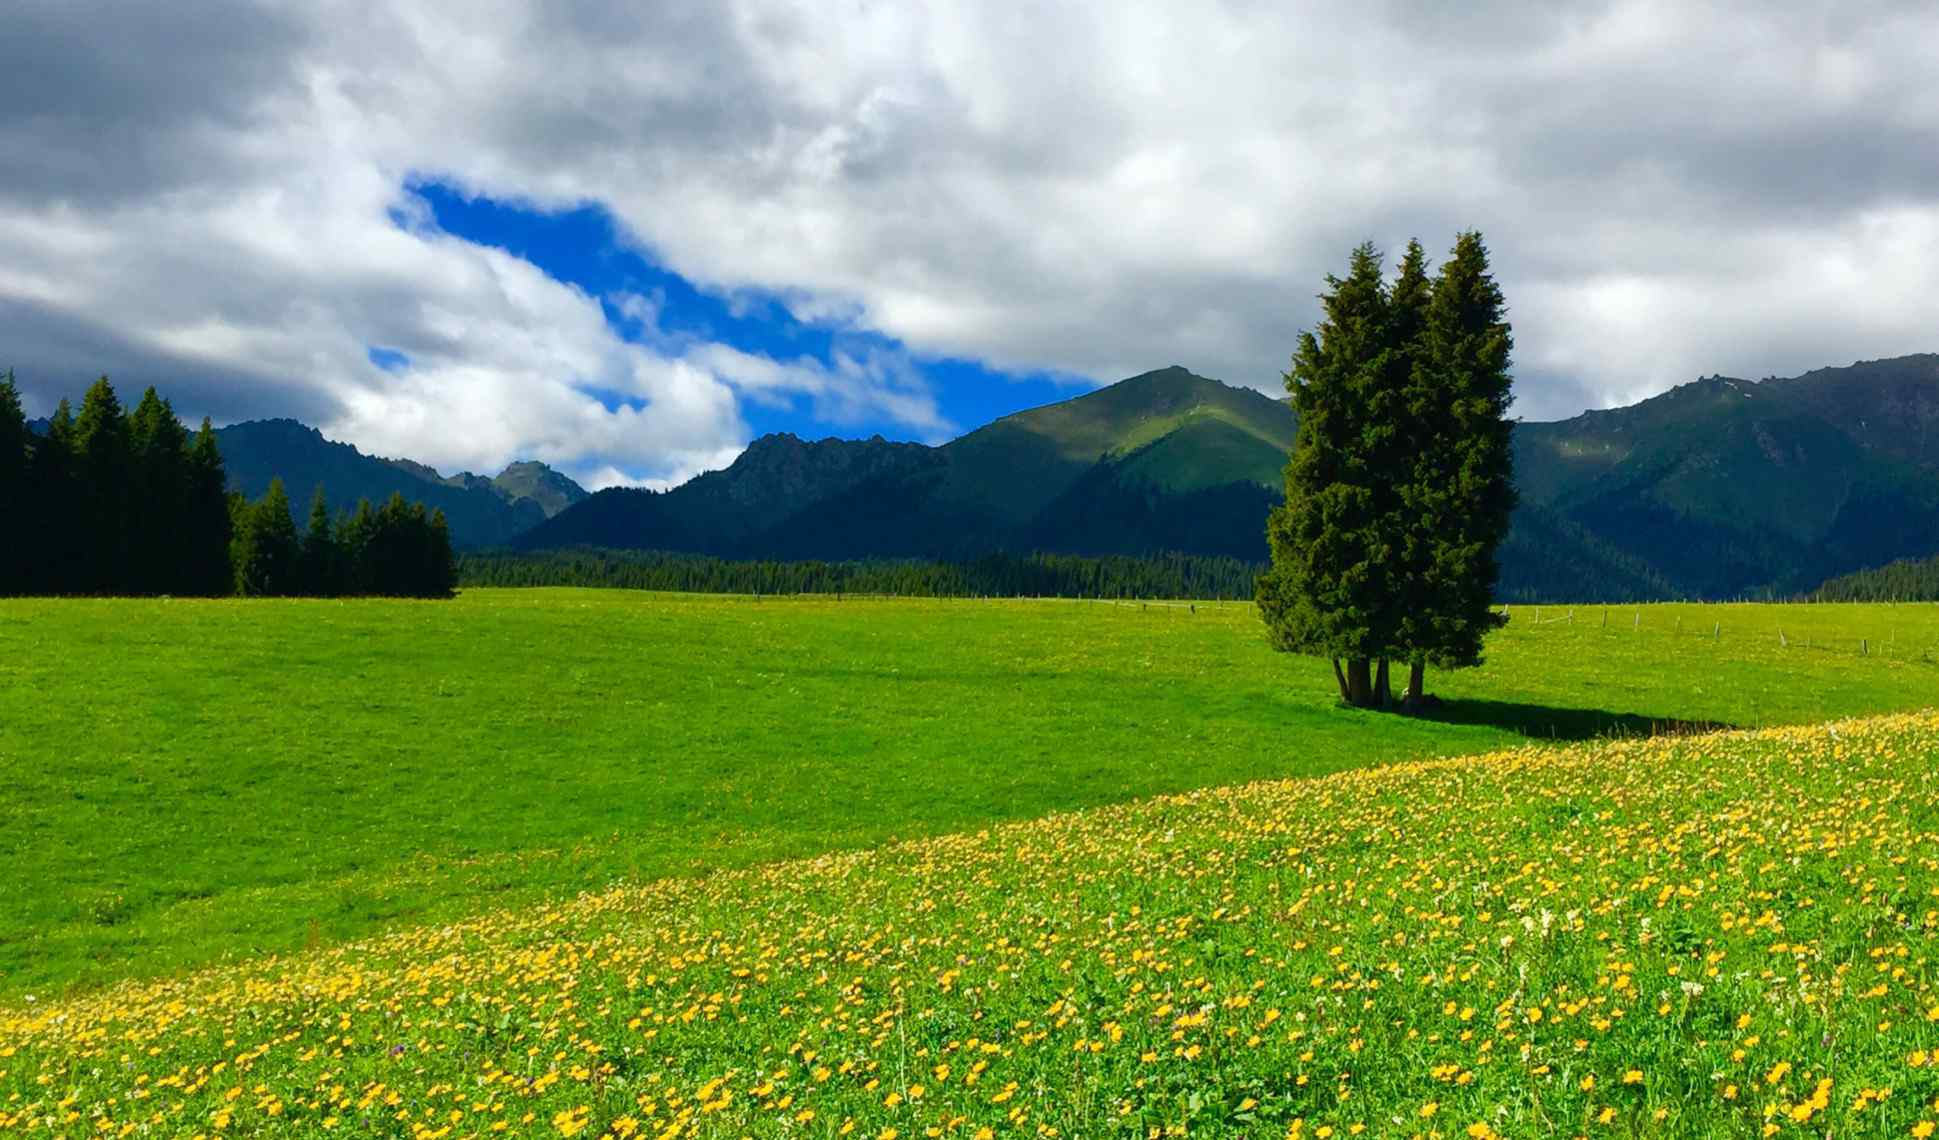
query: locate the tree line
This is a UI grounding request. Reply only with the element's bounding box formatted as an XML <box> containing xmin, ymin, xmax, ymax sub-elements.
<box><xmin>1811</xmin><ymin>555</ymin><xmax>1939</xmax><ymax>603</ymax></box>
<box><xmin>459</xmin><ymin>547</ymin><xmax>1264</xmax><ymax>600</ymax></box>
<box><xmin>1258</xmin><ymin>233</ymin><xmax>1516</xmax><ymax>709</ymax></box>
<box><xmin>0</xmin><ymin>373</ymin><xmax>455</xmax><ymax>598</ymax></box>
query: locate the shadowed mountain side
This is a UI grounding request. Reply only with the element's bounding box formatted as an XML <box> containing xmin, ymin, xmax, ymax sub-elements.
<box><xmin>42</xmin><ymin>354</ymin><xmax>1939</xmax><ymax>595</ymax></box>
<box><xmin>516</xmin><ymin>356</ymin><xmax>1939</xmax><ymax>598</ymax></box>
<box><xmin>1517</xmin><ymin>358</ymin><xmax>1939</xmax><ymax>595</ymax></box>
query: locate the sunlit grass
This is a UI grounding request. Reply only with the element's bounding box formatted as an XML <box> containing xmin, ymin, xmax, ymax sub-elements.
<box><xmin>5</xmin><ymin>711</ymin><xmax>1937</xmax><ymax>1136</ymax></box>
<box><xmin>2</xmin><ymin>590</ymin><xmax>1937</xmax><ymax>995</ymax></box>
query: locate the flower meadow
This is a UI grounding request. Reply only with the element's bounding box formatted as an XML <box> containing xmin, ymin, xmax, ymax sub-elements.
<box><xmin>5</xmin><ymin>714</ymin><xmax>1939</xmax><ymax>1138</ymax></box>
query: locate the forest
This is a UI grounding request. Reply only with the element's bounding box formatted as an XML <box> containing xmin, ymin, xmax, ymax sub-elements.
<box><xmin>458</xmin><ymin>547</ymin><xmax>1264</xmax><ymax>599</ymax></box>
<box><xmin>0</xmin><ymin>373</ymin><xmax>456</xmax><ymax>598</ymax></box>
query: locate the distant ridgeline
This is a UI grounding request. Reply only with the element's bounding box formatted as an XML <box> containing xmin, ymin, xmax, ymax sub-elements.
<box><xmin>18</xmin><ymin>355</ymin><xmax>1939</xmax><ymax>602</ymax></box>
<box><xmin>458</xmin><ymin>548</ymin><xmax>1263</xmax><ymax>600</ymax></box>
<box><xmin>0</xmin><ymin>374</ymin><xmax>455</xmax><ymax>598</ymax></box>
<box><xmin>505</xmin><ymin>357</ymin><xmax>1939</xmax><ymax>602</ymax></box>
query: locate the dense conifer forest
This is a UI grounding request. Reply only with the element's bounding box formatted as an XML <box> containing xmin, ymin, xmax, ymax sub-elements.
<box><xmin>1811</xmin><ymin>554</ymin><xmax>1939</xmax><ymax>602</ymax></box>
<box><xmin>0</xmin><ymin>373</ymin><xmax>456</xmax><ymax>598</ymax></box>
<box><xmin>458</xmin><ymin>548</ymin><xmax>1263</xmax><ymax>599</ymax></box>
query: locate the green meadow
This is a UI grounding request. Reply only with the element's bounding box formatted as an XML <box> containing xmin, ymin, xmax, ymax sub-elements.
<box><xmin>2</xmin><ymin>588</ymin><xmax>1936</xmax><ymax>997</ymax></box>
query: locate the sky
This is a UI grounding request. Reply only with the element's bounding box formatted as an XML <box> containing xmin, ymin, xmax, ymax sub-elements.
<box><xmin>4</xmin><ymin>2</ymin><xmax>1937</xmax><ymax>489</ymax></box>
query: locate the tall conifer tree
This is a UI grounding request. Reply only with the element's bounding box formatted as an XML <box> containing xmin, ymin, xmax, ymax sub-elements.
<box><xmin>72</xmin><ymin>378</ymin><xmax>133</xmax><ymax>593</ymax></box>
<box><xmin>426</xmin><ymin>509</ymin><xmax>457</xmax><ymax>598</ymax></box>
<box><xmin>234</xmin><ymin>478</ymin><xmax>300</xmax><ymax>596</ymax></box>
<box><xmin>129</xmin><ymin>387</ymin><xmax>191</xmax><ymax>593</ymax></box>
<box><xmin>1406</xmin><ymin>231</ymin><xmax>1515</xmax><ymax>687</ymax></box>
<box><xmin>301</xmin><ymin>485</ymin><xmax>340</xmax><ymax>596</ymax></box>
<box><xmin>184</xmin><ymin>419</ymin><xmax>235</xmax><ymax>595</ymax></box>
<box><xmin>1262</xmin><ymin>235</ymin><xmax>1514</xmax><ymax>708</ymax></box>
<box><xmin>1257</xmin><ymin>242</ymin><xmax>1402</xmax><ymax>706</ymax></box>
<box><xmin>0</xmin><ymin>372</ymin><xmax>26</xmax><ymax>594</ymax></box>
<box><xmin>31</xmin><ymin>401</ymin><xmax>79</xmax><ymax>594</ymax></box>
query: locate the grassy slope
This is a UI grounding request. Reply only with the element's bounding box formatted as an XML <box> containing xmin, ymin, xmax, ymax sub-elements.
<box><xmin>6</xmin><ymin>713</ymin><xmax>1938</xmax><ymax>1136</ymax></box>
<box><xmin>935</xmin><ymin>367</ymin><xmax>1294</xmax><ymax>522</ymax></box>
<box><xmin>5</xmin><ymin>591</ymin><xmax>1939</xmax><ymax>998</ymax></box>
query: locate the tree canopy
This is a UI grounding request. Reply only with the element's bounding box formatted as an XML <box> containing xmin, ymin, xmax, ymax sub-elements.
<box><xmin>0</xmin><ymin>375</ymin><xmax>456</xmax><ymax>600</ymax></box>
<box><xmin>1259</xmin><ymin>234</ymin><xmax>1516</xmax><ymax>708</ymax></box>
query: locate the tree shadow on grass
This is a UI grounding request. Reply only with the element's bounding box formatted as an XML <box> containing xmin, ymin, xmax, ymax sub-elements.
<box><xmin>1415</xmin><ymin>697</ymin><xmax>1734</xmax><ymax>743</ymax></box>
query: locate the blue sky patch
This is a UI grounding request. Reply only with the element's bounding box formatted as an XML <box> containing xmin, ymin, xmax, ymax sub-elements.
<box><xmin>404</xmin><ymin>180</ymin><xmax>1087</xmax><ymax>445</ymax></box>
<box><xmin>367</xmin><ymin>346</ymin><xmax>411</xmax><ymax>372</ymax></box>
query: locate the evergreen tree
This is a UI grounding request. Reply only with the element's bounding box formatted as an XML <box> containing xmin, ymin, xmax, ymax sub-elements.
<box><xmin>1403</xmin><ymin>231</ymin><xmax>1515</xmax><ymax>690</ymax></box>
<box><xmin>1257</xmin><ymin>242</ymin><xmax>1404</xmax><ymax>706</ymax></box>
<box><xmin>28</xmin><ymin>401</ymin><xmax>80</xmax><ymax>594</ymax></box>
<box><xmin>128</xmin><ymin>387</ymin><xmax>191</xmax><ymax>593</ymax></box>
<box><xmin>0</xmin><ymin>372</ymin><xmax>26</xmax><ymax>594</ymax></box>
<box><xmin>300</xmin><ymin>485</ymin><xmax>340</xmax><ymax>596</ymax></box>
<box><xmin>338</xmin><ymin>498</ymin><xmax>377</xmax><ymax>595</ymax></box>
<box><xmin>234</xmin><ymin>478</ymin><xmax>301</xmax><ymax>596</ymax></box>
<box><xmin>183</xmin><ymin>419</ymin><xmax>235</xmax><ymax>595</ymax></box>
<box><xmin>425</xmin><ymin>508</ymin><xmax>457</xmax><ymax>598</ymax></box>
<box><xmin>72</xmin><ymin>377</ymin><xmax>133</xmax><ymax>592</ymax></box>
<box><xmin>1387</xmin><ymin>240</ymin><xmax>1439</xmax><ymax>703</ymax></box>
<box><xmin>1260</xmin><ymin>236</ymin><xmax>1516</xmax><ymax>709</ymax></box>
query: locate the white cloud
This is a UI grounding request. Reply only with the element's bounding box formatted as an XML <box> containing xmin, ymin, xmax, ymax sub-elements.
<box><xmin>5</xmin><ymin>0</ymin><xmax>1939</xmax><ymax>481</ymax></box>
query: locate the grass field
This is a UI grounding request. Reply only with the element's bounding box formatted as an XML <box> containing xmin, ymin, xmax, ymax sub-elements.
<box><xmin>3</xmin><ymin>590</ymin><xmax>1939</xmax><ymax>1002</ymax></box>
<box><xmin>5</xmin><ymin>710</ymin><xmax>1938</xmax><ymax>1136</ymax></box>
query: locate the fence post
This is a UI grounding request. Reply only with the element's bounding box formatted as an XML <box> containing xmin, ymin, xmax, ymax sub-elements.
<box><xmin>1633</xmin><ymin>609</ymin><xmax>1639</xmax><ymax>630</ymax></box>
<box><xmin>1713</xmin><ymin>621</ymin><xmax>1720</xmax><ymax>641</ymax></box>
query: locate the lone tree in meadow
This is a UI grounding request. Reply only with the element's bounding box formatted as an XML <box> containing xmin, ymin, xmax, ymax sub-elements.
<box><xmin>1258</xmin><ymin>233</ymin><xmax>1515</xmax><ymax>709</ymax></box>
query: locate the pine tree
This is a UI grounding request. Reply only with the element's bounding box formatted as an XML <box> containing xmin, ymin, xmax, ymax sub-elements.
<box><xmin>128</xmin><ymin>387</ymin><xmax>191</xmax><ymax>594</ymax></box>
<box><xmin>28</xmin><ymin>401</ymin><xmax>79</xmax><ymax>593</ymax></box>
<box><xmin>234</xmin><ymin>478</ymin><xmax>300</xmax><ymax>596</ymax></box>
<box><xmin>1387</xmin><ymin>239</ymin><xmax>1439</xmax><ymax>704</ymax></box>
<box><xmin>1407</xmin><ymin>231</ymin><xmax>1515</xmax><ymax>684</ymax></box>
<box><xmin>0</xmin><ymin>372</ymin><xmax>27</xmax><ymax>594</ymax></box>
<box><xmin>71</xmin><ymin>378</ymin><xmax>136</xmax><ymax>593</ymax></box>
<box><xmin>300</xmin><ymin>485</ymin><xmax>340</xmax><ymax>596</ymax></box>
<box><xmin>183</xmin><ymin>419</ymin><xmax>235</xmax><ymax>595</ymax></box>
<box><xmin>1257</xmin><ymin>242</ymin><xmax>1405</xmax><ymax>706</ymax></box>
<box><xmin>425</xmin><ymin>507</ymin><xmax>457</xmax><ymax>598</ymax></box>
<box><xmin>339</xmin><ymin>499</ymin><xmax>377</xmax><ymax>595</ymax></box>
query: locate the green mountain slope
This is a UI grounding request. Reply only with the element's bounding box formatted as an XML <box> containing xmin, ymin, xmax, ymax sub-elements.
<box><xmin>933</xmin><ymin>365</ymin><xmax>1295</xmax><ymax>519</ymax></box>
<box><xmin>1516</xmin><ymin>360</ymin><xmax>1939</xmax><ymax>595</ymax></box>
<box><xmin>520</xmin><ymin>354</ymin><xmax>1939</xmax><ymax>601</ymax></box>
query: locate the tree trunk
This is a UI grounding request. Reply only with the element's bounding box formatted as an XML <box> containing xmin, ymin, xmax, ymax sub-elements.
<box><xmin>1374</xmin><ymin>657</ymin><xmax>1392</xmax><ymax>708</ymax></box>
<box><xmin>1330</xmin><ymin>658</ymin><xmax>1349</xmax><ymax>702</ymax></box>
<box><xmin>1405</xmin><ymin>659</ymin><xmax>1426</xmax><ymax>712</ymax></box>
<box><xmin>1345</xmin><ymin>657</ymin><xmax>1373</xmax><ymax>707</ymax></box>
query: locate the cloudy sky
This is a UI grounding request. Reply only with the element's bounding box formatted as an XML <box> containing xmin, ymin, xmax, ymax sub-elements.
<box><xmin>5</xmin><ymin>1</ymin><xmax>1937</xmax><ymax>487</ymax></box>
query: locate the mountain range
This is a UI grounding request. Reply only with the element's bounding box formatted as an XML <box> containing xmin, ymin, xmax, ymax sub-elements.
<box><xmin>513</xmin><ymin>354</ymin><xmax>1939</xmax><ymax>600</ymax></box>
<box><xmin>212</xmin><ymin>420</ymin><xmax>588</xmax><ymax>546</ymax></box>
<box><xmin>40</xmin><ymin>353</ymin><xmax>1939</xmax><ymax>599</ymax></box>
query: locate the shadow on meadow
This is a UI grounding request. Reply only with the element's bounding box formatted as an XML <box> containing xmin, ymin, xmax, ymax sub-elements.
<box><xmin>1416</xmin><ymin>697</ymin><xmax>1733</xmax><ymax>742</ymax></box>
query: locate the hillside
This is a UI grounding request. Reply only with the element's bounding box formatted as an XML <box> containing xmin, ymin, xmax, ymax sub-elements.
<box><xmin>214</xmin><ymin>419</ymin><xmax>586</xmax><ymax>547</ymax></box>
<box><xmin>522</xmin><ymin>354</ymin><xmax>1939</xmax><ymax>599</ymax></box>
<box><xmin>1516</xmin><ymin>355</ymin><xmax>1939</xmax><ymax>595</ymax></box>
<box><xmin>517</xmin><ymin>366</ymin><xmax>1304</xmax><ymax>561</ymax></box>
<box><xmin>6</xmin><ymin>697</ymin><xmax>1937</xmax><ymax>1134</ymax></box>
